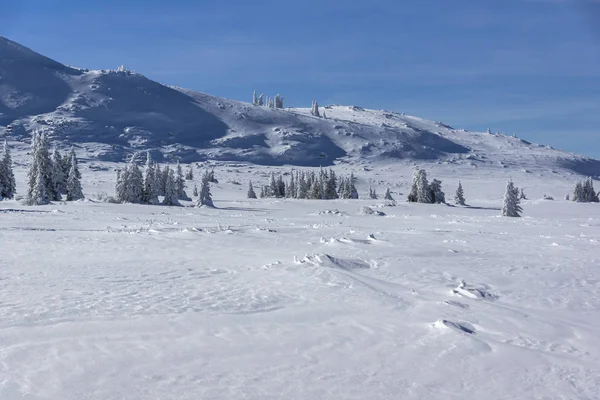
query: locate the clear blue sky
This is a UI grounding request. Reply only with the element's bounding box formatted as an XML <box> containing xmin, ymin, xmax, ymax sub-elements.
<box><xmin>2</xmin><ymin>0</ymin><xmax>600</xmax><ymax>157</ymax></box>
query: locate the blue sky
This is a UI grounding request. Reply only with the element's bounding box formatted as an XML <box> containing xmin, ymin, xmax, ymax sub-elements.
<box><xmin>2</xmin><ymin>0</ymin><xmax>600</xmax><ymax>157</ymax></box>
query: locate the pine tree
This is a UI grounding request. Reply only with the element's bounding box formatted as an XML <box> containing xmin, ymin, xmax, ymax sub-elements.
<box><xmin>286</xmin><ymin>173</ymin><xmax>296</xmax><ymax>198</ymax></box>
<box><xmin>311</xmin><ymin>100</ymin><xmax>320</xmax><ymax>117</ymax></box>
<box><xmin>66</xmin><ymin>152</ymin><xmax>84</xmax><ymax>201</ymax></box>
<box><xmin>454</xmin><ymin>181</ymin><xmax>465</xmax><ymax>205</ymax></box>
<box><xmin>192</xmin><ymin>183</ymin><xmax>199</xmax><ymax>197</ymax></box>
<box><xmin>29</xmin><ymin>168</ymin><xmax>49</xmax><ymax>205</ymax></box>
<box><xmin>197</xmin><ymin>170</ymin><xmax>214</xmax><ymax>207</ymax></box>
<box><xmin>309</xmin><ymin>179</ymin><xmax>322</xmax><ymax>199</ymax></box>
<box><xmin>154</xmin><ymin>165</ymin><xmax>166</xmax><ymax>196</ymax></box>
<box><xmin>325</xmin><ymin>169</ymin><xmax>338</xmax><ymax>199</ymax></box>
<box><xmin>269</xmin><ymin>172</ymin><xmax>277</xmax><ymax>198</ymax></box>
<box><xmin>297</xmin><ymin>172</ymin><xmax>308</xmax><ymax>199</ymax></box>
<box><xmin>247</xmin><ymin>181</ymin><xmax>257</xmax><ymax>199</ymax></box>
<box><xmin>384</xmin><ymin>188</ymin><xmax>394</xmax><ymax>201</ymax></box>
<box><xmin>252</xmin><ymin>90</ymin><xmax>259</xmax><ymax>106</ymax></box>
<box><xmin>429</xmin><ymin>179</ymin><xmax>445</xmax><ymax>204</ymax></box>
<box><xmin>68</xmin><ymin>147</ymin><xmax>81</xmax><ymax>180</ymax></box>
<box><xmin>258</xmin><ymin>93</ymin><xmax>264</xmax><ymax>106</ymax></box>
<box><xmin>26</xmin><ymin>131</ymin><xmax>56</xmax><ymax>204</ymax></box>
<box><xmin>583</xmin><ymin>177</ymin><xmax>599</xmax><ymax>202</ymax></box>
<box><xmin>276</xmin><ymin>174</ymin><xmax>286</xmax><ymax>198</ymax></box>
<box><xmin>175</xmin><ymin>161</ymin><xmax>188</xmax><ymax>199</ymax></box>
<box><xmin>573</xmin><ymin>181</ymin><xmax>584</xmax><ymax>202</ymax></box>
<box><xmin>143</xmin><ymin>152</ymin><xmax>159</xmax><ymax>204</ymax></box>
<box><xmin>162</xmin><ymin>167</ymin><xmax>181</xmax><ymax>206</ymax></box>
<box><xmin>349</xmin><ymin>172</ymin><xmax>358</xmax><ymax>199</ymax></box>
<box><xmin>502</xmin><ymin>180</ymin><xmax>522</xmax><ymax>217</ymax></box>
<box><xmin>185</xmin><ymin>166</ymin><xmax>194</xmax><ymax>180</ymax></box>
<box><xmin>274</xmin><ymin>94</ymin><xmax>284</xmax><ymax>109</ymax></box>
<box><xmin>52</xmin><ymin>149</ymin><xmax>67</xmax><ymax>195</ymax></box>
<box><xmin>0</xmin><ymin>140</ymin><xmax>16</xmax><ymax>199</ymax></box>
<box><xmin>115</xmin><ymin>157</ymin><xmax>144</xmax><ymax>203</ymax></box>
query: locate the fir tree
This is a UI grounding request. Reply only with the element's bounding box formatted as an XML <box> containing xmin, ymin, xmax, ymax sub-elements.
<box><xmin>274</xmin><ymin>94</ymin><xmax>284</xmax><ymax>109</ymax></box>
<box><xmin>143</xmin><ymin>152</ymin><xmax>159</xmax><ymax>204</ymax></box>
<box><xmin>297</xmin><ymin>172</ymin><xmax>309</xmax><ymax>199</ymax></box>
<box><xmin>115</xmin><ymin>157</ymin><xmax>144</xmax><ymax>203</ymax></box>
<box><xmin>247</xmin><ymin>181</ymin><xmax>257</xmax><ymax>199</ymax></box>
<box><xmin>252</xmin><ymin>90</ymin><xmax>259</xmax><ymax>106</ymax></box>
<box><xmin>429</xmin><ymin>179</ymin><xmax>445</xmax><ymax>204</ymax></box>
<box><xmin>29</xmin><ymin>168</ymin><xmax>49</xmax><ymax>205</ymax></box>
<box><xmin>520</xmin><ymin>188</ymin><xmax>527</xmax><ymax>200</ymax></box>
<box><xmin>502</xmin><ymin>180</ymin><xmax>522</xmax><ymax>217</ymax></box>
<box><xmin>185</xmin><ymin>165</ymin><xmax>194</xmax><ymax>180</ymax></box>
<box><xmin>311</xmin><ymin>100</ymin><xmax>320</xmax><ymax>117</ymax></box>
<box><xmin>26</xmin><ymin>131</ymin><xmax>57</xmax><ymax>204</ymax></box>
<box><xmin>68</xmin><ymin>147</ymin><xmax>81</xmax><ymax>180</ymax></box>
<box><xmin>192</xmin><ymin>183</ymin><xmax>199</xmax><ymax>197</ymax></box>
<box><xmin>197</xmin><ymin>170</ymin><xmax>214</xmax><ymax>207</ymax></box>
<box><xmin>162</xmin><ymin>167</ymin><xmax>181</xmax><ymax>206</ymax></box>
<box><xmin>454</xmin><ymin>181</ymin><xmax>466</xmax><ymax>205</ymax></box>
<box><xmin>349</xmin><ymin>172</ymin><xmax>358</xmax><ymax>199</ymax></box>
<box><xmin>309</xmin><ymin>179</ymin><xmax>322</xmax><ymax>199</ymax></box>
<box><xmin>66</xmin><ymin>152</ymin><xmax>84</xmax><ymax>201</ymax></box>
<box><xmin>325</xmin><ymin>169</ymin><xmax>338</xmax><ymax>199</ymax></box>
<box><xmin>573</xmin><ymin>181</ymin><xmax>584</xmax><ymax>202</ymax></box>
<box><xmin>369</xmin><ymin>186</ymin><xmax>378</xmax><ymax>199</ymax></box>
<box><xmin>52</xmin><ymin>149</ymin><xmax>67</xmax><ymax>195</ymax></box>
<box><xmin>175</xmin><ymin>161</ymin><xmax>187</xmax><ymax>200</ymax></box>
<box><xmin>0</xmin><ymin>140</ymin><xmax>16</xmax><ymax>199</ymax></box>
<box><xmin>269</xmin><ymin>172</ymin><xmax>278</xmax><ymax>198</ymax></box>
<box><xmin>286</xmin><ymin>172</ymin><xmax>296</xmax><ymax>198</ymax></box>
<box><xmin>276</xmin><ymin>174</ymin><xmax>286</xmax><ymax>198</ymax></box>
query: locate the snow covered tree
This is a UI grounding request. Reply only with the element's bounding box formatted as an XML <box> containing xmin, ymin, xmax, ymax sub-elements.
<box><xmin>142</xmin><ymin>152</ymin><xmax>159</xmax><ymax>204</ymax></box>
<box><xmin>311</xmin><ymin>101</ymin><xmax>320</xmax><ymax>117</ymax></box>
<box><xmin>455</xmin><ymin>181</ymin><xmax>465</xmax><ymax>205</ymax></box>
<box><xmin>583</xmin><ymin>177</ymin><xmax>599</xmax><ymax>202</ymax></box>
<box><xmin>408</xmin><ymin>169</ymin><xmax>431</xmax><ymax>203</ymax></box>
<box><xmin>207</xmin><ymin>168</ymin><xmax>218</xmax><ymax>183</ymax></box>
<box><xmin>309</xmin><ymin>179</ymin><xmax>322</xmax><ymax>199</ymax></box>
<box><xmin>66</xmin><ymin>152</ymin><xmax>84</xmax><ymax>201</ymax></box>
<box><xmin>520</xmin><ymin>188</ymin><xmax>527</xmax><ymax>200</ymax></box>
<box><xmin>197</xmin><ymin>170</ymin><xmax>214</xmax><ymax>207</ymax></box>
<box><xmin>26</xmin><ymin>131</ymin><xmax>58</xmax><ymax>204</ymax></box>
<box><xmin>52</xmin><ymin>149</ymin><xmax>67</xmax><ymax>195</ymax></box>
<box><xmin>274</xmin><ymin>94</ymin><xmax>284</xmax><ymax>109</ymax></box>
<box><xmin>348</xmin><ymin>172</ymin><xmax>358</xmax><ymax>199</ymax></box>
<box><xmin>429</xmin><ymin>179</ymin><xmax>445</xmax><ymax>204</ymax></box>
<box><xmin>286</xmin><ymin>173</ymin><xmax>296</xmax><ymax>198</ymax></box>
<box><xmin>175</xmin><ymin>161</ymin><xmax>188</xmax><ymax>199</ymax></box>
<box><xmin>267</xmin><ymin>97</ymin><xmax>274</xmax><ymax>108</ymax></box>
<box><xmin>276</xmin><ymin>174</ymin><xmax>286</xmax><ymax>198</ymax></box>
<box><xmin>115</xmin><ymin>156</ymin><xmax>144</xmax><ymax>203</ymax></box>
<box><xmin>501</xmin><ymin>180</ymin><xmax>522</xmax><ymax>217</ymax></box>
<box><xmin>252</xmin><ymin>90</ymin><xmax>259</xmax><ymax>106</ymax></box>
<box><xmin>247</xmin><ymin>181</ymin><xmax>257</xmax><ymax>199</ymax></box>
<box><xmin>192</xmin><ymin>183</ymin><xmax>199</xmax><ymax>197</ymax></box>
<box><xmin>185</xmin><ymin>165</ymin><xmax>194</xmax><ymax>180</ymax></box>
<box><xmin>573</xmin><ymin>181</ymin><xmax>584</xmax><ymax>202</ymax></box>
<box><xmin>29</xmin><ymin>168</ymin><xmax>49</xmax><ymax>205</ymax></box>
<box><xmin>257</xmin><ymin>93</ymin><xmax>264</xmax><ymax>106</ymax></box>
<box><xmin>384</xmin><ymin>188</ymin><xmax>394</xmax><ymax>202</ymax></box>
<box><xmin>0</xmin><ymin>140</ymin><xmax>16</xmax><ymax>200</ymax></box>
<box><xmin>297</xmin><ymin>172</ymin><xmax>309</xmax><ymax>199</ymax></box>
<box><xmin>565</xmin><ymin>193</ymin><xmax>570</xmax><ymax>201</ymax></box>
<box><xmin>162</xmin><ymin>167</ymin><xmax>180</xmax><ymax>206</ymax></box>
<box><xmin>68</xmin><ymin>147</ymin><xmax>81</xmax><ymax>180</ymax></box>
<box><xmin>324</xmin><ymin>169</ymin><xmax>338</xmax><ymax>199</ymax></box>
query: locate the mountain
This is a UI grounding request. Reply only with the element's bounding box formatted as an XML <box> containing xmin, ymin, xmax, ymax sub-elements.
<box><xmin>1</xmin><ymin>36</ymin><xmax>599</xmax><ymax>174</ymax></box>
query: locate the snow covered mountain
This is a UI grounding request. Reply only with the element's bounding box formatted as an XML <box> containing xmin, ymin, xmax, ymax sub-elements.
<box><xmin>1</xmin><ymin>36</ymin><xmax>599</xmax><ymax>175</ymax></box>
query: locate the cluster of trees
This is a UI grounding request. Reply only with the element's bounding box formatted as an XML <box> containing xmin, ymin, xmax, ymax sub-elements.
<box><xmin>407</xmin><ymin>170</ymin><xmax>446</xmax><ymax>204</ymax></box>
<box><xmin>24</xmin><ymin>131</ymin><xmax>83</xmax><ymax>205</ymax></box>
<box><xmin>252</xmin><ymin>91</ymin><xmax>284</xmax><ymax>109</ymax></box>
<box><xmin>250</xmin><ymin>169</ymin><xmax>359</xmax><ymax>200</ymax></box>
<box><xmin>572</xmin><ymin>177</ymin><xmax>599</xmax><ymax>203</ymax></box>
<box><xmin>114</xmin><ymin>153</ymin><xmax>214</xmax><ymax>207</ymax></box>
<box><xmin>0</xmin><ymin>140</ymin><xmax>16</xmax><ymax>200</ymax></box>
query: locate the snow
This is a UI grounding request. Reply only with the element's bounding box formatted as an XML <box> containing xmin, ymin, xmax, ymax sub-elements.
<box><xmin>1</xmin><ymin>160</ymin><xmax>600</xmax><ymax>399</ymax></box>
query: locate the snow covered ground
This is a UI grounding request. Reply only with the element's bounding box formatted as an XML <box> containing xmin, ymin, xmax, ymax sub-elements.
<box><xmin>1</xmin><ymin>162</ymin><xmax>599</xmax><ymax>399</ymax></box>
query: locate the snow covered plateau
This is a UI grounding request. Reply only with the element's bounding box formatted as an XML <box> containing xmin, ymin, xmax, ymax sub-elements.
<box><xmin>1</xmin><ymin>36</ymin><xmax>600</xmax><ymax>399</ymax></box>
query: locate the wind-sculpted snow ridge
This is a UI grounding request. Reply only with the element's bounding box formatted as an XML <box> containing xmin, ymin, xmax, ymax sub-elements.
<box><xmin>1</xmin><ymin>36</ymin><xmax>599</xmax><ymax>174</ymax></box>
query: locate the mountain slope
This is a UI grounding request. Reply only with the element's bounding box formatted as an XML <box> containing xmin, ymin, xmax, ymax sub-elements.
<box><xmin>1</xmin><ymin>36</ymin><xmax>599</xmax><ymax>174</ymax></box>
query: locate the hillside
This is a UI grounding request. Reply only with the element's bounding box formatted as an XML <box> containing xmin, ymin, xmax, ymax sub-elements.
<box><xmin>1</xmin><ymin>36</ymin><xmax>599</xmax><ymax>175</ymax></box>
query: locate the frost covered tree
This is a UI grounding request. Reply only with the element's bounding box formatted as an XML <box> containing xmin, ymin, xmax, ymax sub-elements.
<box><xmin>286</xmin><ymin>173</ymin><xmax>296</xmax><ymax>198</ymax></box>
<box><xmin>501</xmin><ymin>180</ymin><xmax>522</xmax><ymax>217</ymax></box>
<box><xmin>583</xmin><ymin>177</ymin><xmax>599</xmax><ymax>202</ymax></box>
<box><xmin>66</xmin><ymin>152</ymin><xmax>84</xmax><ymax>201</ymax></box>
<box><xmin>429</xmin><ymin>179</ymin><xmax>445</xmax><ymax>204</ymax></box>
<box><xmin>68</xmin><ymin>147</ymin><xmax>81</xmax><ymax>180</ymax></box>
<box><xmin>384</xmin><ymin>188</ymin><xmax>394</xmax><ymax>201</ymax></box>
<box><xmin>247</xmin><ymin>181</ymin><xmax>257</xmax><ymax>199</ymax></box>
<box><xmin>197</xmin><ymin>170</ymin><xmax>214</xmax><ymax>207</ymax></box>
<box><xmin>252</xmin><ymin>90</ymin><xmax>259</xmax><ymax>106</ymax></box>
<box><xmin>29</xmin><ymin>169</ymin><xmax>49</xmax><ymax>205</ymax></box>
<box><xmin>572</xmin><ymin>181</ymin><xmax>584</xmax><ymax>202</ymax></box>
<box><xmin>175</xmin><ymin>161</ymin><xmax>188</xmax><ymax>200</ymax></box>
<box><xmin>52</xmin><ymin>149</ymin><xmax>67</xmax><ymax>195</ymax></box>
<box><xmin>297</xmin><ymin>172</ymin><xmax>309</xmax><ymax>199</ymax></box>
<box><xmin>408</xmin><ymin>169</ymin><xmax>431</xmax><ymax>203</ymax></box>
<box><xmin>142</xmin><ymin>152</ymin><xmax>159</xmax><ymax>204</ymax></box>
<box><xmin>311</xmin><ymin>100</ymin><xmax>320</xmax><ymax>117</ymax></box>
<box><xmin>454</xmin><ymin>181</ymin><xmax>466</xmax><ymax>205</ymax></box>
<box><xmin>267</xmin><ymin>97</ymin><xmax>274</xmax><ymax>108</ymax></box>
<box><xmin>26</xmin><ymin>131</ymin><xmax>58</xmax><ymax>204</ymax></box>
<box><xmin>115</xmin><ymin>156</ymin><xmax>144</xmax><ymax>203</ymax></box>
<box><xmin>185</xmin><ymin>166</ymin><xmax>194</xmax><ymax>180</ymax></box>
<box><xmin>0</xmin><ymin>140</ymin><xmax>16</xmax><ymax>200</ymax></box>
<box><xmin>162</xmin><ymin>167</ymin><xmax>180</xmax><ymax>206</ymax></box>
<box><xmin>274</xmin><ymin>94</ymin><xmax>284</xmax><ymax>109</ymax></box>
<box><xmin>192</xmin><ymin>182</ymin><xmax>199</xmax><ymax>197</ymax></box>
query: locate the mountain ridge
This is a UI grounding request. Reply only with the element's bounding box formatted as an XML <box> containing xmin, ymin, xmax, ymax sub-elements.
<box><xmin>0</xmin><ymin>36</ymin><xmax>599</xmax><ymax>175</ymax></box>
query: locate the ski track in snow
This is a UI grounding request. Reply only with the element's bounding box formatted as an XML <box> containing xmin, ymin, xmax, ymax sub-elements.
<box><xmin>1</xmin><ymin>164</ymin><xmax>600</xmax><ymax>400</ymax></box>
